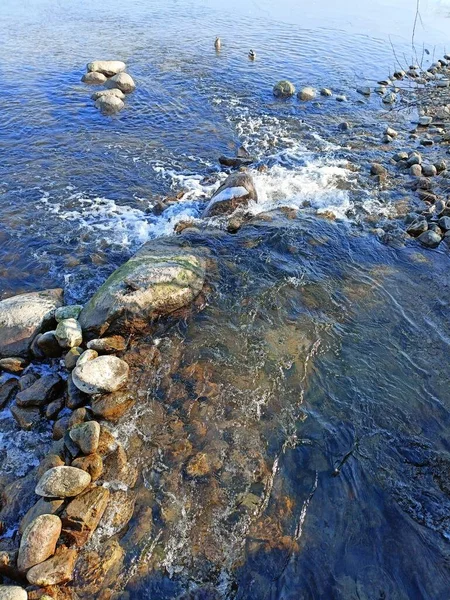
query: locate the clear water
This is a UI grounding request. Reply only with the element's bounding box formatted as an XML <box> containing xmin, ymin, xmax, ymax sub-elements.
<box><xmin>1</xmin><ymin>0</ymin><xmax>450</xmax><ymax>598</ymax></box>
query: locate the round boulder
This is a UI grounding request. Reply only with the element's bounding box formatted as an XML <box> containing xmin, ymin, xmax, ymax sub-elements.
<box><xmin>273</xmin><ymin>80</ymin><xmax>295</xmax><ymax>98</ymax></box>
<box><xmin>298</xmin><ymin>87</ymin><xmax>316</xmax><ymax>101</ymax></box>
<box><xmin>87</xmin><ymin>60</ymin><xmax>126</xmax><ymax>77</ymax></box>
<box><xmin>81</xmin><ymin>72</ymin><xmax>107</xmax><ymax>85</ymax></box>
<box><xmin>55</xmin><ymin>318</ymin><xmax>83</xmax><ymax>349</ymax></box>
<box><xmin>95</xmin><ymin>95</ymin><xmax>125</xmax><ymax>115</ymax></box>
<box><xmin>0</xmin><ymin>586</ymin><xmax>28</xmax><ymax>600</ymax></box>
<box><xmin>72</xmin><ymin>355</ymin><xmax>129</xmax><ymax>395</ymax></box>
<box><xmin>17</xmin><ymin>514</ymin><xmax>61</xmax><ymax>571</ymax></box>
<box><xmin>35</xmin><ymin>466</ymin><xmax>91</xmax><ymax>498</ymax></box>
<box><xmin>105</xmin><ymin>72</ymin><xmax>135</xmax><ymax>93</ymax></box>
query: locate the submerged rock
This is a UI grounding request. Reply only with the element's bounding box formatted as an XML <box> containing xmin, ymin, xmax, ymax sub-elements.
<box><xmin>203</xmin><ymin>172</ymin><xmax>257</xmax><ymax>217</ymax></box>
<box><xmin>273</xmin><ymin>80</ymin><xmax>295</xmax><ymax>98</ymax></box>
<box><xmin>17</xmin><ymin>514</ymin><xmax>61</xmax><ymax>571</ymax></box>
<box><xmin>26</xmin><ymin>546</ymin><xmax>77</xmax><ymax>586</ymax></box>
<box><xmin>79</xmin><ymin>242</ymin><xmax>206</xmax><ymax>336</ymax></box>
<box><xmin>320</xmin><ymin>88</ymin><xmax>332</xmax><ymax>97</ymax></box>
<box><xmin>91</xmin><ymin>390</ymin><xmax>135</xmax><ymax>421</ymax></box>
<box><xmin>81</xmin><ymin>72</ymin><xmax>107</xmax><ymax>85</ymax></box>
<box><xmin>87</xmin><ymin>60</ymin><xmax>126</xmax><ymax>77</ymax></box>
<box><xmin>72</xmin><ymin>356</ymin><xmax>129</xmax><ymax>395</ymax></box>
<box><xmin>62</xmin><ymin>487</ymin><xmax>110</xmax><ymax>546</ymax></box>
<box><xmin>105</xmin><ymin>72</ymin><xmax>135</xmax><ymax>93</ymax></box>
<box><xmin>0</xmin><ymin>289</ymin><xmax>63</xmax><ymax>358</ymax></box>
<box><xmin>35</xmin><ymin>466</ymin><xmax>91</xmax><ymax>498</ymax></box>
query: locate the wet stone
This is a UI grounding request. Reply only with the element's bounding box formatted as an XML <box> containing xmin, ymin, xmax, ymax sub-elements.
<box><xmin>418</xmin><ymin>230</ymin><xmax>442</xmax><ymax>248</ymax></box>
<box><xmin>45</xmin><ymin>397</ymin><xmax>64</xmax><ymax>420</ymax></box>
<box><xmin>64</xmin><ymin>347</ymin><xmax>84</xmax><ymax>371</ymax></box>
<box><xmin>87</xmin><ymin>336</ymin><xmax>126</xmax><ymax>354</ymax></box>
<box><xmin>298</xmin><ymin>86</ymin><xmax>316</xmax><ymax>101</ymax></box>
<box><xmin>91</xmin><ymin>390</ymin><xmax>135</xmax><ymax>421</ymax></box>
<box><xmin>438</xmin><ymin>216</ymin><xmax>450</xmax><ymax>231</ymax></box>
<box><xmin>422</xmin><ymin>164</ymin><xmax>437</xmax><ymax>177</ymax></box>
<box><xmin>0</xmin><ymin>358</ymin><xmax>27</xmax><ymax>374</ymax></box>
<box><xmin>73</xmin><ymin>539</ymin><xmax>124</xmax><ymax>597</ymax></box>
<box><xmin>370</xmin><ymin>163</ymin><xmax>387</xmax><ymax>176</ymax></box>
<box><xmin>26</xmin><ymin>546</ymin><xmax>78</xmax><ymax>586</ymax></box>
<box><xmin>435</xmin><ymin>199</ymin><xmax>447</xmax><ymax>215</ymax></box>
<box><xmin>18</xmin><ymin>372</ymin><xmax>38</xmax><ymax>391</ymax></box>
<box><xmin>81</xmin><ymin>71</ymin><xmax>107</xmax><ymax>85</ymax></box>
<box><xmin>64</xmin><ymin>431</ymin><xmax>81</xmax><ymax>459</ymax></box>
<box><xmin>35</xmin><ymin>466</ymin><xmax>91</xmax><ymax>498</ymax></box>
<box><xmin>17</xmin><ymin>514</ymin><xmax>61</xmax><ymax>572</ymax></box>
<box><xmin>37</xmin><ymin>331</ymin><xmax>61</xmax><ymax>358</ymax></box>
<box><xmin>273</xmin><ymin>80</ymin><xmax>295</xmax><ymax>98</ymax></box>
<box><xmin>11</xmin><ymin>405</ymin><xmax>41</xmax><ymax>431</ymax></box>
<box><xmin>53</xmin><ymin>416</ymin><xmax>70</xmax><ymax>441</ymax></box>
<box><xmin>96</xmin><ymin>489</ymin><xmax>135</xmax><ymax>540</ymax></box>
<box><xmin>97</xmin><ymin>427</ymin><xmax>118</xmax><ymax>457</ymax></box>
<box><xmin>67</xmin><ymin>407</ymin><xmax>87</xmax><ymax>429</ymax></box>
<box><xmin>0</xmin><ymin>379</ymin><xmax>18</xmax><ymax>409</ymax></box>
<box><xmin>72</xmin><ymin>454</ymin><xmax>103</xmax><ymax>481</ymax></box>
<box><xmin>15</xmin><ymin>374</ymin><xmax>62</xmax><ymax>408</ymax></box>
<box><xmin>320</xmin><ymin>88</ymin><xmax>332</xmax><ymax>96</ymax></box>
<box><xmin>62</xmin><ymin>486</ymin><xmax>110</xmax><ymax>546</ymax></box>
<box><xmin>69</xmin><ymin>421</ymin><xmax>100</xmax><ymax>455</ymax></box>
<box><xmin>407</xmin><ymin>152</ymin><xmax>422</xmax><ymax>166</ymax></box>
<box><xmin>55</xmin><ymin>319</ymin><xmax>83</xmax><ymax>350</ymax></box>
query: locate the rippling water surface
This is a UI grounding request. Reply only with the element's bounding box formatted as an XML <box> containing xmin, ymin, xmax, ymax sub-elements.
<box><xmin>1</xmin><ymin>0</ymin><xmax>450</xmax><ymax>598</ymax></box>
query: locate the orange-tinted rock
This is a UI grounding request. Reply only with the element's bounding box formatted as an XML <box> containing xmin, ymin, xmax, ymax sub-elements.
<box><xmin>26</xmin><ymin>545</ymin><xmax>78</xmax><ymax>586</ymax></box>
<box><xmin>62</xmin><ymin>487</ymin><xmax>110</xmax><ymax>546</ymax></box>
<box><xmin>71</xmin><ymin>454</ymin><xmax>103</xmax><ymax>481</ymax></box>
<box><xmin>17</xmin><ymin>514</ymin><xmax>61</xmax><ymax>571</ymax></box>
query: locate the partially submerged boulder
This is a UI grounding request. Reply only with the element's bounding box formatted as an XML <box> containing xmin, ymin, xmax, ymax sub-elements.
<box><xmin>81</xmin><ymin>72</ymin><xmax>107</xmax><ymax>85</ymax></box>
<box><xmin>202</xmin><ymin>172</ymin><xmax>258</xmax><ymax>217</ymax></box>
<box><xmin>87</xmin><ymin>60</ymin><xmax>126</xmax><ymax>77</ymax></box>
<box><xmin>79</xmin><ymin>243</ymin><xmax>206</xmax><ymax>336</ymax></box>
<box><xmin>0</xmin><ymin>289</ymin><xmax>63</xmax><ymax>358</ymax></box>
<box><xmin>94</xmin><ymin>95</ymin><xmax>125</xmax><ymax>115</ymax></box>
<box><xmin>105</xmin><ymin>72</ymin><xmax>135</xmax><ymax>94</ymax></box>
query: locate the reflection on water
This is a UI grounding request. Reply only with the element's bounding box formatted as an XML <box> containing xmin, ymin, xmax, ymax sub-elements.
<box><xmin>1</xmin><ymin>0</ymin><xmax>450</xmax><ymax>598</ymax></box>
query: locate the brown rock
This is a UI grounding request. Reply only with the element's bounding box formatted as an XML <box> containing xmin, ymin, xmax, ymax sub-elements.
<box><xmin>97</xmin><ymin>427</ymin><xmax>118</xmax><ymax>457</ymax></box>
<box><xmin>62</xmin><ymin>487</ymin><xmax>109</xmax><ymax>546</ymax></box>
<box><xmin>0</xmin><ymin>357</ymin><xmax>28</xmax><ymax>374</ymax></box>
<box><xmin>0</xmin><ymin>379</ymin><xmax>18</xmax><ymax>409</ymax></box>
<box><xmin>86</xmin><ymin>336</ymin><xmax>126</xmax><ymax>354</ymax></box>
<box><xmin>71</xmin><ymin>454</ymin><xmax>103</xmax><ymax>481</ymax></box>
<box><xmin>19</xmin><ymin>498</ymin><xmax>64</xmax><ymax>535</ymax></box>
<box><xmin>203</xmin><ymin>172</ymin><xmax>258</xmax><ymax>217</ymax></box>
<box><xmin>185</xmin><ymin>452</ymin><xmax>210</xmax><ymax>477</ymax></box>
<box><xmin>73</xmin><ymin>539</ymin><xmax>124</xmax><ymax>597</ymax></box>
<box><xmin>15</xmin><ymin>374</ymin><xmax>63</xmax><ymax>408</ymax></box>
<box><xmin>101</xmin><ymin>445</ymin><xmax>137</xmax><ymax>488</ymax></box>
<box><xmin>17</xmin><ymin>514</ymin><xmax>61</xmax><ymax>571</ymax></box>
<box><xmin>67</xmin><ymin>407</ymin><xmax>88</xmax><ymax>429</ymax></box>
<box><xmin>91</xmin><ymin>391</ymin><xmax>135</xmax><ymax>421</ymax></box>
<box><xmin>11</xmin><ymin>405</ymin><xmax>41</xmax><ymax>430</ymax></box>
<box><xmin>26</xmin><ymin>545</ymin><xmax>78</xmax><ymax>586</ymax></box>
<box><xmin>37</xmin><ymin>454</ymin><xmax>65</xmax><ymax>479</ymax></box>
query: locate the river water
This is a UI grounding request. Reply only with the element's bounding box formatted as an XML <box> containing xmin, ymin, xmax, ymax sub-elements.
<box><xmin>1</xmin><ymin>0</ymin><xmax>450</xmax><ymax>598</ymax></box>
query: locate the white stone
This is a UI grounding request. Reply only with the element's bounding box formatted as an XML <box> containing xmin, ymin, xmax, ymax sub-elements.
<box><xmin>72</xmin><ymin>355</ymin><xmax>129</xmax><ymax>395</ymax></box>
<box><xmin>87</xmin><ymin>60</ymin><xmax>126</xmax><ymax>77</ymax></box>
<box><xmin>0</xmin><ymin>586</ymin><xmax>28</xmax><ymax>600</ymax></box>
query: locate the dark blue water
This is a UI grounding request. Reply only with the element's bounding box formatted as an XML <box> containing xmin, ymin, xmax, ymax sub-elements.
<box><xmin>1</xmin><ymin>1</ymin><xmax>450</xmax><ymax>598</ymax></box>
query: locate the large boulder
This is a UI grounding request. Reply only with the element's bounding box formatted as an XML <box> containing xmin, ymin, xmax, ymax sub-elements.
<box><xmin>0</xmin><ymin>289</ymin><xmax>63</xmax><ymax>358</ymax></box>
<box><xmin>202</xmin><ymin>172</ymin><xmax>258</xmax><ymax>217</ymax></box>
<box><xmin>79</xmin><ymin>244</ymin><xmax>206</xmax><ymax>336</ymax></box>
<box><xmin>105</xmin><ymin>72</ymin><xmax>135</xmax><ymax>93</ymax></box>
<box><xmin>72</xmin><ymin>356</ymin><xmax>129</xmax><ymax>395</ymax></box>
<box><xmin>95</xmin><ymin>95</ymin><xmax>125</xmax><ymax>115</ymax></box>
<box><xmin>17</xmin><ymin>514</ymin><xmax>61</xmax><ymax>571</ymax></box>
<box><xmin>35</xmin><ymin>466</ymin><xmax>91</xmax><ymax>498</ymax></box>
<box><xmin>87</xmin><ymin>60</ymin><xmax>126</xmax><ymax>77</ymax></box>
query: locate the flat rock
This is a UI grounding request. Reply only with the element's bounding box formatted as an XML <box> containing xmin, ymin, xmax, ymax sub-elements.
<box><xmin>203</xmin><ymin>172</ymin><xmax>257</xmax><ymax>217</ymax></box>
<box><xmin>11</xmin><ymin>405</ymin><xmax>41</xmax><ymax>431</ymax></box>
<box><xmin>91</xmin><ymin>390</ymin><xmax>134</xmax><ymax>421</ymax></box>
<box><xmin>62</xmin><ymin>487</ymin><xmax>110</xmax><ymax>546</ymax></box>
<box><xmin>105</xmin><ymin>72</ymin><xmax>135</xmax><ymax>93</ymax></box>
<box><xmin>0</xmin><ymin>289</ymin><xmax>63</xmax><ymax>358</ymax></box>
<box><xmin>55</xmin><ymin>319</ymin><xmax>82</xmax><ymax>349</ymax></box>
<box><xmin>16</xmin><ymin>374</ymin><xmax>62</xmax><ymax>408</ymax></box>
<box><xmin>87</xmin><ymin>60</ymin><xmax>126</xmax><ymax>77</ymax></box>
<box><xmin>72</xmin><ymin>356</ymin><xmax>129</xmax><ymax>395</ymax></box>
<box><xmin>81</xmin><ymin>72</ymin><xmax>107</xmax><ymax>85</ymax></box>
<box><xmin>69</xmin><ymin>421</ymin><xmax>101</xmax><ymax>455</ymax></box>
<box><xmin>26</xmin><ymin>546</ymin><xmax>77</xmax><ymax>586</ymax></box>
<box><xmin>0</xmin><ymin>357</ymin><xmax>27</xmax><ymax>374</ymax></box>
<box><xmin>73</xmin><ymin>539</ymin><xmax>123</xmax><ymax>597</ymax></box>
<box><xmin>97</xmin><ymin>489</ymin><xmax>135</xmax><ymax>540</ymax></box>
<box><xmin>0</xmin><ymin>586</ymin><xmax>28</xmax><ymax>600</ymax></box>
<box><xmin>79</xmin><ymin>242</ymin><xmax>206</xmax><ymax>336</ymax></box>
<box><xmin>35</xmin><ymin>466</ymin><xmax>91</xmax><ymax>498</ymax></box>
<box><xmin>17</xmin><ymin>514</ymin><xmax>61</xmax><ymax>571</ymax></box>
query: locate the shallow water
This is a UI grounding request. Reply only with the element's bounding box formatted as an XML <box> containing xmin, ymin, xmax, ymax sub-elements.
<box><xmin>1</xmin><ymin>0</ymin><xmax>450</xmax><ymax>598</ymax></box>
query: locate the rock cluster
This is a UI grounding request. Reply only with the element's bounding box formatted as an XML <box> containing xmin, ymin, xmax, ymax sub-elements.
<box><xmin>81</xmin><ymin>60</ymin><xmax>135</xmax><ymax>115</ymax></box>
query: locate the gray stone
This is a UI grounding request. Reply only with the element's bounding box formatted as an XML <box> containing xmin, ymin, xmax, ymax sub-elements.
<box><xmin>410</xmin><ymin>164</ymin><xmax>422</xmax><ymax>177</ymax></box>
<box><xmin>55</xmin><ymin>318</ymin><xmax>83</xmax><ymax>349</ymax></box>
<box><xmin>393</xmin><ymin>151</ymin><xmax>408</xmax><ymax>161</ymax></box>
<box><xmin>66</xmin><ymin>374</ymin><xmax>88</xmax><ymax>410</ymax></box>
<box><xmin>91</xmin><ymin>390</ymin><xmax>135</xmax><ymax>421</ymax></box>
<box><xmin>435</xmin><ymin>160</ymin><xmax>447</xmax><ymax>172</ymax></box>
<box><xmin>407</xmin><ymin>220</ymin><xmax>428</xmax><ymax>237</ymax></box>
<box><xmin>370</xmin><ymin>163</ymin><xmax>387</xmax><ymax>176</ymax></box>
<box><xmin>81</xmin><ymin>71</ymin><xmax>107</xmax><ymax>85</ymax></box>
<box><xmin>0</xmin><ymin>289</ymin><xmax>63</xmax><ymax>358</ymax></box>
<box><xmin>385</xmin><ymin>127</ymin><xmax>398</xmax><ymax>138</ymax></box>
<box><xmin>64</xmin><ymin>347</ymin><xmax>84</xmax><ymax>370</ymax></box>
<box><xmin>11</xmin><ymin>405</ymin><xmax>41</xmax><ymax>430</ymax></box>
<box><xmin>55</xmin><ymin>305</ymin><xmax>83</xmax><ymax>322</ymax></box>
<box><xmin>382</xmin><ymin>93</ymin><xmax>397</xmax><ymax>104</ymax></box>
<box><xmin>418</xmin><ymin>230</ymin><xmax>442</xmax><ymax>248</ymax></box>
<box><xmin>418</xmin><ymin>116</ymin><xmax>432</xmax><ymax>126</ymax></box>
<box><xmin>35</xmin><ymin>466</ymin><xmax>91</xmax><ymax>498</ymax></box>
<box><xmin>434</xmin><ymin>199</ymin><xmax>447</xmax><ymax>215</ymax></box>
<box><xmin>72</xmin><ymin>356</ymin><xmax>129</xmax><ymax>395</ymax></box>
<box><xmin>87</xmin><ymin>60</ymin><xmax>126</xmax><ymax>77</ymax></box>
<box><xmin>335</xmin><ymin>95</ymin><xmax>347</xmax><ymax>102</ymax></box>
<box><xmin>17</xmin><ymin>514</ymin><xmax>61</xmax><ymax>571</ymax></box>
<box><xmin>37</xmin><ymin>331</ymin><xmax>61</xmax><ymax>358</ymax></box>
<box><xmin>203</xmin><ymin>172</ymin><xmax>257</xmax><ymax>217</ymax></box>
<box><xmin>69</xmin><ymin>421</ymin><xmax>101</xmax><ymax>455</ymax></box>
<box><xmin>320</xmin><ymin>88</ymin><xmax>332</xmax><ymax>97</ymax></box>
<box><xmin>45</xmin><ymin>396</ymin><xmax>64</xmax><ymax>420</ymax></box>
<box><xmin>95</xmin><ymin>95</ymin><xmax>125</xmax><ymax>115</ymax></box>
<box><xmin>79</xmin><ymin>241</ymin><xmax>206</xmax><ymax>336</ymax></box>
<box><xmin>15</xmin><ymin>374</ymin><xmax>62</xmax><ymax>408</ymax></box>
<box><xmin>438</xmin><ymin>216</ymin><xmax>450</xmax><ymax>231</ymax></box>
<box><xmin>87</xmin><ymin>336</ymin><xmax>126</xmax><ymax>354</ymax></box>
<box><xmin>0</xmin><ymin>586</ymin><xmax>28</xmax><ymax>600</ymax></box>
<box><xmin>0</xmin><ymin>379</ymin><xmax>18</xmax><ymax>409</ymax></box>
<box><xmin>356</xmin><ymin>86</ymin><xmax>371</xmax><ymax>96</ymax></box>
<box><xmin>422</xmin><ymin>164</ymin><xmax>437</xmax><ymax>177</ymax></box>
<box><xmin>297</xmin><ymin>87</ymin><xmax>316</xmax><ymax>101</ymax></box>
<box><xmin>273</xmin><ymin>80</ymin><xmax>295</xmax><ymax>98</ymax></box>
<box><xmin>105</xmin><ymin>72</ymin><xmax>135</xmax><ymax>93</ymax></box>
<box><xmin>91</xmin><ymin>89</ymin><xmax>125</xmax><ymax>101</ymax></box>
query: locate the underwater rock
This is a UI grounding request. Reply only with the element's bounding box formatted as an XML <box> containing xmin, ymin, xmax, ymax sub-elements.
<box><xmin>35</xmin><ymin>466</ymin><xmax>91</xmax><ymax>498</ymax></box>
<box><xmin>87</xmin><ymin>60</ymin><xmax>126</xmax><ymax>77</ymax></box>
<box><xmin>26</xmin><ymin>546</ymin><xmax>77</xmax><ymax>586</ymax></box>
<box><xmin>81</xmin><ymin>72</ymin><xmax>107</xmax><ymax>85</ymax></box>
<box><xmin>69</xmin><ymin>421</ymin><xmax>101</xmax><ymax>455</ymax></box>
<box><xmin>320</xmin><ymin>88</ymin><xmax>332</xmax><ymax>96</ymax></box>
<box><xmin>203</xmin><ymin>172</ymin><xmax>257</xmax><ymax>217</ymax></box>
<box><xmin>418</xmin><ymin>230</ymin><xmax>442</xmax><ymax>248</ymax></box>
<box><xmin>95</xmin><ymin>95</ymin><xmax>125</xmax><ymax>115</ymax></box>
<box><xmin>73</xmin><ymin>538</ymin><xmax>124</xmax><ymax>597</ymax></box>
<box><xmin>91</xmin><ymin>390</ymin><xmax>135</xmax><ymax>421</ymax></box>
<box><xmin>273</xmin><ymin>80</ymin><xmax>295</xmax><ymax>98</ymax></box>
<box><xmin>91</xmin><ymin>89</ymin><xmax>125</xmax><ymax>101</ymax></box>
<box><xmin>407</xmin><ymin>219</ymin><xmax>428</xmax><ymax>237</ymax></box>
<box><xmin>79</xmin><ymin>241</ymin><xmax>206</xmax><ymax>336</ymax></box>
<box><xmin>72</xmin><ymin>356</ymin><xmax>129</xmax><ymax>395</ymax></box>
<box><xmin>105</xmin><ymin>72</ymin><xmax>135</xmax><ymax>93</ymax></box>
<box><xmin>17</xmin><ymin>514</ymin><xmax>61</xmax><ymax>571</ymax></box>
<box><xmin>0</xmin><ymin>289</ymin><xmax>63</xmax><ymax>358</ymax></box>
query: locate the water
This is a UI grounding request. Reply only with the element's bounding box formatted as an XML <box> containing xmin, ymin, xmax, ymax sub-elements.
<box><xmin>1</xmin><ymin>0</ymin><xmax>450</xmax><ymax>598</ymax></box>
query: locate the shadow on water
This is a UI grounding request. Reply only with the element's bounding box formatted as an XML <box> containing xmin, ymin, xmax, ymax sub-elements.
<box><xmin>105</xmin><ymin>213</ymin><xmax>450</xmax><ymax>599</ymax></box>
